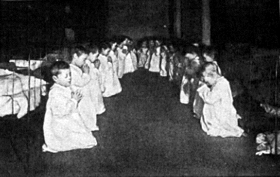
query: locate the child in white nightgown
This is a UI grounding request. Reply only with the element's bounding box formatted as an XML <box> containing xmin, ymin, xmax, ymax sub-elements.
<box><xmin>127</xmin><ymin>38</ymin><xmax>138</xmax><ymax>71</ymax></box>
<box><xmin>123</xmin><ymin>45</ymin><xmax>136</xmax><ymax>74</ymax></box>
<box><xmin>147</xmin><ymin>39</ymin><xmax>161</xmax><ymax>73</ymax></box>
<box><xmin>180</xmin><ymin>46</ymin><xmax>202</xmax><ymax>105</ymax></box>
<box><xmin>116</xmin><ymin>38</ymin><xmax>127</xmax><ymax>78</ymax></box>
<box><xmin>70</xmin><ymin>45</ymin><xmax>99</xmax><ymax>131</ymax></box>
<box><xmin>137</xmin><ymin>40</ymin><xmax>149</xmax><ymax>68</ymax></box>
<box><xmin>197</xmin><ymin>62</ymin><xmax>245</xmax><ymax>137</ymax></box>
<box><xmin>159</xmin><ymin>45</ymin><xmax>168</xmax><ymax>77</ymax></box>
<box><xmin>167</xmin><ymin>44</ymin><xmax>178</xmax><ymax>82</ymax></box>
<box><xmin>98</xmin><ymin>42</ymin><xmax>122</xmax><ymax>97</ymax></box>
<box><xmin>144</xmin><ymin>39</ymin><xmax>155</xmax><ymax>70</ymax></box>
<box><xmin>87</xmin><ymin>45</ymin><xmax>106</xmax><ymax>115</ymax></box>
<box><xmin>43</xmin><ymin>61</ymin><xmax>97</xmax><ymax>153</ymax></box>
<box><xmin>108</xmin><ymin>40</ymin><xmax>119</xmax><ymax>75</ymax></box>
<box><xmin>193</xmin><ymin>46</ymin><xmax>221</xmax><ymax>119</ymax></box>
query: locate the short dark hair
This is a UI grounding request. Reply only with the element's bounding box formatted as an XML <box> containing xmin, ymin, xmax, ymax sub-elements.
<box><xmin>93</xmin><ymin>59</ymin><xmax>100</xmax><ymax>64</ymax></box>
<box><xmin>183</xmin><ymin>45</ymin><xmax>200</xmax><ymax>56</ymax></box>
<box><xmin>99</xmin><ymin>41</ymin><xmax>111</xmax><ymax>50</ymax></box>
<box><xmin>72</xmin><ymin>45</ymin><xmax>88</xmax><ymax>57</ymax></box>
<box><xmin>50</xmin><ymin>61</ymin><xmax>70</xmax><ymax>77</ymax></box>
<box><xmin>87</xmin><ymin>43</ymin><xmax>100</xmax><ymax>54</ymax></box>
<box><xmin>200</xmin><ymin>61</ymin><xmax>219</xmax><ymax>77</ymax></box>
<box><xmin>202</xmin><ymin>46</ymin><xmax>216</xmax><ymax>59</ymax></box>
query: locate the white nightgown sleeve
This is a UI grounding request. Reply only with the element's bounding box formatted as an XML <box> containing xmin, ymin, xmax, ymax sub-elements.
<box><xmin>50</xmin><ymin>94</ymin><xmax>78</xmax><ymax>119</ymax></box>
<box><xmin>197</xmin><ymin>82</ymin><xmax>224</xmax><ymax>105</ymax></box>
<box><xmin>72</xmin><ymin>73</ymin><xmax>91</xmax><ymax>88</ymax></box>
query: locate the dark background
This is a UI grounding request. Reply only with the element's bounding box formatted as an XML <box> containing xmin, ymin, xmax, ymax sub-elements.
<box><xmin>1</xmin><ymin>0</ymin><xmax>279</xmax><ymax>54</ymax></box>
<box><xmin>210</xmin><ymin>0</ymin><xmax>279</xmax><ymax>47</ymax></box>
<box><xmin>1</xmin><ymin>0</ymin><xmax>108</xmax><ymax>49</ymax></box>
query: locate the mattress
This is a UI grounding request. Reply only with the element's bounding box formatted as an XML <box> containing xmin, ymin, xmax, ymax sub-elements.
<box><xmin>0</xmin><ymin>69</ymin><xmax>47</xmax><ymax>118</ymax></box>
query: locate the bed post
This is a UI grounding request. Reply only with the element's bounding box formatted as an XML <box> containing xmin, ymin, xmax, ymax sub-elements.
<box><xmin>275</xmin><ymin>56</ymin><xmax>279</xmax><ymax>155</ymax></box>
<box><xmin>25</xmin><ymin>49</ymin><xmax>31</xmax><ymax>173</ymax></box>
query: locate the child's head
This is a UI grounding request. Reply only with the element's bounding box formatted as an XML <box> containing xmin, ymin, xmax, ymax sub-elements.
<box><xmin>200</xmin><ymin>62</ymin><xmax>220</xmax><ymax>86</ymax></box>
<box><xmin>183</xmin><ymin>45</ymin><xmax>199</xmax><ymax>60</ymax></box>
<box><xmin>140</xmin><ymin>40</ymin><xmax>147</xmax><ymax>48</ymax></box>
<box><xmin>168</xmin><ymin>44</ymin><xmax>176</xmax><ymax>53</ymax></box>
<box><xmin>203</xmin><ymin>46</ymin><xmax>216</xmax><ymax>62</ymax></box>
<box><xmin>50</xmin><ymin>61</ymin><xmax>71</xmax><ymax>87</ymax></box>
<box><xmin>99</xmin><ymin>42</ymin><xmax>111</xmax><ymax>56</ymax></box>
<box><xmin>155</xmin><ymin>39</ymin><xmax>162</xmax><ymax>47</ymax></box>
<box><xmin>160</xmin><ymin>45</ymin><xmax>168</xmax><ymax>55</ymax></box>
<box><xmin>148</xmin><ymin>39</ymin><xmax>155</xmax><ymax>48</ymax></box>
<box><xmin>126</xmin><ymin>37</ymin><xmax>133</xmax><ymax>46</ymax></box>
<box><xmin>87</xmin><ymin>44</ymin><xmax>100</xmax><ymax>62</ymax></box>
<box><xmin>108</xmin><ymin>37</ymin><xmax>118</xmax><ymax>51</ymax></box>
<box><xmin>93</xmin><ymin>59</ymin><xmax>101</xmax><ymax>69</ymax></box>
<box><xmin>71</xmin><ymin>45</ymin><xmax>88</xmax><ymax>68</ymax></box>
<box><xmin>115</xmin><ymin>35</ymin><xmax>127</xmax><ymax>48</ymax></box>
<box><xmin>110</xmin><ymin>41</ymin><xmax>118</xmax><ymax>51</ymax></box>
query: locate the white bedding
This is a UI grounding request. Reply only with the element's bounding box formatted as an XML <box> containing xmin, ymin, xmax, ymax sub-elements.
<box><xmin>9</xmin><ymin>59</ymin><xmax>43</xmax><ymax>71</ymax></box>
<box><xmin>0</xmin><ymin>69</ymin><xmax>47</xmax><ymax>118</ymax></box>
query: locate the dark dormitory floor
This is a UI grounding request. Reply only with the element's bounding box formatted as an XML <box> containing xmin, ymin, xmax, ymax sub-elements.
<box><xmin>0</xmin><ymin>69</ymin><xmax>279</xmax><ymax>177</ymax></box>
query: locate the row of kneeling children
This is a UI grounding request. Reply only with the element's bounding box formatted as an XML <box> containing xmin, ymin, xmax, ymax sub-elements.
<box><xmin>42</xmin><ymin>36</ymin><xmax>161</xmax><ymax>153</ymax></box>
<box><xmin>174</xmin><ymin>43</ymin><xmax>247</xmax><ymax>138</ymax></box>
<box><xmin>43</xmin><ymin>40</ymin><xmax>130</xmax><ymax>153</ymax></box>
<box><xmin>42</xmin><ymin>36</ymin><xmax>166</xmax><ymax>153</ymax></box>
<box><xmin>116</xmin><ymin>37</ymin><xmax>246</xmax><ymax>138</ymax></box>
<box><xmin>136</xmin><ymin>37</ymin><xmax>247</xmax><ymax>138</ymax></box>
<box><xmin>42</xmin><ymin>36</ymin><xmax>247</xmax><ymax>153</ymax></box>
<box><xmin>41</xmin><ymin>36</ymin><xmax>182</xmax><ymax>153</ymax></box>
<box><xmin>134</xmin><ymin>37</ymin><xmax>246</xmax><ymax>138</ymax></box>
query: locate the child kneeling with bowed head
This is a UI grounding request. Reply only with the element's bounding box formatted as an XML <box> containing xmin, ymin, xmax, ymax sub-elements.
<box><xmin>197</xmin><ymin>62</ymin><xmax>246</xmax><ymax>138</ymax></box>
<box><xmin>43</xmin><ymin>61</ymin><xmax>97</xmax><ymax>153</ymax></box>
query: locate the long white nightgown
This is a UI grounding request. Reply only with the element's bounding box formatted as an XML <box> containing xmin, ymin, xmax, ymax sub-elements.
<box><xmin>179</xmin><ymin>57</ymin><xmax>201</xmax><ymax>105</ymax></box>
<box><xmin>87</xmin><ymin>61</ymin><xmax>106</xmax><ymax>115</ymax></box>
<box><xmin>144</xmin><ymin>50</ymin><xmax>151</xmax><ymax>70</ymax></box>
<box><xmin>159</xmin><ymin>51</ymin><xmax>167</xmax><ymax>77</ymax></box>
<box><xmin>137</xmin><ymin>48</ymin><xmax>148</xmax><ymax>68</ymax></box>
<box><xmin>116</xmin><ymin>47</ymin><xmax>126</xmax><ymax>78</ymax></box>
<box><xmin>98</xmin><ymin>54</ymin><xmax>122</xmax><ymax>97</ymax></box>
<box><xmin>123</xmin><ymin>52</ymin><xmax>136</xmax><ymax>74</ymax></box>
<box><xmin>70</xmin><ymin>64</ymin><xmax>99</xmax><ymax>131</ymax></box>
<box><xmin>43</xmin><ymin>83</ymin><xmax>97</xmax><ymax>153</ymax></box>
<box><xmin>148</xmin><ymin>47</ymin><xmax>161</xmax><ymax>73</ymax></box>
<box><xmin>109</xmin><ymin>50</ymin><xmax>119</xmax><ymax>75</ymax></box>
<box><xmin>180</xmin><ymin>75</ymin><xmax>190</xmax><ymax>104</ymax></box>
<box><xmin>193</xmin><ymin>61</ymin><xmax>221</xmax><ymax>119</ymax></box>
<box><xmin>197</xmin><ymin>77</ymin><xmax>244</xmax><ymax>137</ymax></box>
<box><xmin>130</xmin><ymin>49</ymin><xmax>138</xmax><ymax>71</ymax></box>
<box><xmin>168</xmin><ymin>54</ymin><xmax>175</xmax><ymax>81</ymax></box>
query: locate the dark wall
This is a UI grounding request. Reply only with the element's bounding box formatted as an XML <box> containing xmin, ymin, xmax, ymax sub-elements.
<box><xmin>1</xmin><ymin>0</ymin><xmax>107</xmax><ymax>49</ymax></box>
<box><xmin>68</xmin><ymin>0</ymin><xmax>108</xmax><ymax>42</ymax></box>
<box><xmin>211</xmin><ymin>0</ymin><xmax>279</xmax><ymax>47</ymax></box>
<box><xmin>181</xmin><ymin>0</ymin><xmax>202</xmax><ymax>43</ymax></box>
<box><xmin>107</xmin><ymin>0</ymin><xmax>169</xmax><ymax>39</ymax></box>
<box><xmin>1</xmin><ymin>0</ymin><xmax>279</xmax><ymax>52</ymax></box>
